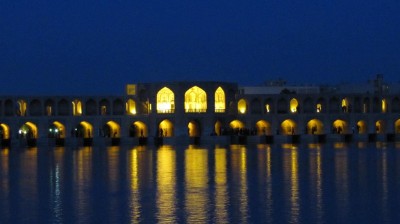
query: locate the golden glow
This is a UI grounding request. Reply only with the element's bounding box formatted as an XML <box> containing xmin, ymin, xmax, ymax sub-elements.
<box><xmin>307</xmin><ymin>119</ymin><xmax>323</xmax><ymax>134</ymax></box>
<box><xmin>159</xmin><ymin>119</ymin><xmax>174</xmax><ymax>137</ymax></box>
<box><xmin>341</xmin><ymin>98</ymin><xmax>349</xmax><ymax>112</ymax></box>
<box><xmin>214</xmin><ymin>147</ymin><xmax>228</xmax><ymax>223</ymax></box>
<box><xmin>395</xmin><ymin>119</ymin><xmax>400</xmax><ymax>134</ymax></box>
<box><xmin>126</xmin><ymin>99</ymin><xmax>137</xmax><ymax>115</ymax></box>
<box><xmin>375</xmin><ymin>120</ymin><xmax>385</xmax><ymax>134</ymax></box>
<box><xmin>214</xmin><ymin>121</ymin><xmax>222</xmax><ymax>136</ymax></box>
<box><xmin>157</xmin><ymin>145</ymin><xmax>177</xmax><ymax>223</ymax></box>
<box><xmin>230</xmin><ymin>120</ymin><xmax>245</xmax><ymax>129</ymax></box>
<box><xmin>309</xmin><ymin>148</ymin><xmax>323</xmax><ymax>222</ymax></box>
<box><xmin>382</xmin><ymin>99</ymin><xmax>387</xmax><ymax>113</ymax></box>
<box><xmin>0</xmin><ymin>123</ymin><xmax>10</xmax><ymax>139</ymax></box>
<box><xmin>256</xmin><ymin>120</ymin><xmax>271</xmax><ymax>135</ymax></box>
<box><xmin>188</xmin><ymin>121</ymin><xmax>200</xmax><ymax>137</ymax></box>
<box><xmin>265</xmin><ymin>104</ymin><xmax>270</xmax><ymax>113</ymax></box>
<box><xmin>17</xmin><ymin>99</ymin><xmax>27</xmax><ymax>116</ymax></box>
<box><xmin>80</xmin><ymin>121</ymin><xmax>93</xmax><ymax>138</ymax></box>
<box><xmin>52</xmin><ymin>121</ymin><xmax>65</xmax><ymax>138</ymax></box>
<box><xmin>185</xmin><ymin>147</ymin><xmax>208</xmax><ymax>223</ymax></box>
<box><xmin>290</xmin><ymin>98</ymin><xmax>298</xmax><ymax>113</ymax></box>
<box><xmin>333</xmin><ymin>119</ymin><xmax>347</xmax><ymax>134</ymax></box>
<box><xmin>157</xmin><ymin>87</ymin><xmax>175</xmax><ymax>113</ymax></box>
<box><xmin>73</xmin><ymin>147</ymin><xmax>92</xmax><ymax>220</ymax></box>
<box><xmin>357</xmin><ymin>120</ymin><xmax>367</xmax><ymax>134</ymax></box>
<box><xmin>106</xmin><ymin>121</ymin><xmax>120</xmax><ymax>137</ymax></box>
<box><xmin>72</xmin><ymin>99</ymin><xmax>82</xmax><ymax>116</ymax></box>
<box><xmin>185</xmin><ymin>86</ymin><xmax>207</xmax><ymax>113</ymax></box>
<box><xmin>128</xmin><ymin>148</ymin><xmax>141</xmax><ymax>222</ymax></box>
<box><xmin>19</xmin><ymin>122</ymin><xmax>38</xmax><ymax>138</ymax></box>
<box><xmin>316</xmin><ymin>103</ymin><xmax>322</xmax><ymax>113</ymax></box>
<box><xmin>133</xmin><ymin>121</ymin><xmax>148</xmax><ymax>137</ymax></box>
<box><xmin>215</xmin><ymin>87</ymin><xmax>226</xmax><ymax>113</ymax></box>
<box><xmin>237</xmin><ymin>99</ymin><xmax>247</xmax><ymax>114</ymax></box>
<box><xmin>281</xmin><ymin>119</ymin><xmax>296</xmax><ymax>135</ymax></box>
<box><xmin>107</xmin><ymin>147</ymin><xmax>119</xmax><ymax>194</ymax></box>
<box><xmin>283</xmin><ymin>148</ymin><xmax>300</xmax><ymax>223</ymax></box>
<box><xmin>46</xmin><ymin>105</ymin><xmax>52</xmax><ymax>116</ymax></box>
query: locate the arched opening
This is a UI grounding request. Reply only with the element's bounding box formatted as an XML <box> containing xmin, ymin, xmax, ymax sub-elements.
<box><xmin>113</xmin><ymin>99</ymin><xmax>124</xmax><ymax>115</ymax></box>
<box><xmin>316</xmin><ymin>98</ymin><xmax>326</xmax><ymax>113</ymax></box>
<box><xmin>215</xmin><ymin>86</ymin><xmax>225</xmax><ymax>113</ymax></box>
<box><xmin>250</xmin><ymin>98</ymin><xmax>261</xmax><ymax>114</ymax></box>
<box><xmin>157</xmin><ymin>87</ymin><xmax>175</xmax><ymax>113</ymax></box>
<box><xmin>307</xmin><ymin>119</ymin><xmax>324</xmax><ymax>134</ymax></box>
<box><xmin>99</xmin><ymin>99</ymin><xmax>110</xmax><ymax>115</ymax></box>
<box><xmin>17</xmin><ymin>100</ymin><xmax>27</xmax><ymax>116</ymax></box>
<box><xmin>332</xmin><ymin>120</ymin><xmax>348</xmax><ymax>134</ymax></box>
<box><xmin>184</xmin><ymin>86</ymin><xmax>206</xmax><ymax>113</ymax></box>
<box><xmin>381</xmin><ymin>99</ymin><xmax>387</xmax><ymax>113</ymax></box>
<box><xmin>264</xmin><ymin>98</ymin><xmax>273</xmax><ymax>113</ymax></box>
<box><xmin>373</xmin><ymin>97</ymin><xmax>380</xmax><ymax>113</ymax></box>
<box><xmin>341</xmin><ymin>98</ymin><xmax>349</xmax><ymax>113</ymax></box>
<box><xmin>45</xmin><ymin>99</ymin><xmax>55</xmax><ymax>116</ymax></box>
<box><xmin>5</xmin><ymin>99</ymin><xmax>13</xmax><ymax>116</ymax></box>
<box><xmin>18</xmin><ymin>122</ymin><xmax>38</xmax><ymax>139</ymax></box>
<box><xmin>392</xmin><ymin>97</ymin><xmax>400</xmax><ymax>113</ymax></box>
<box><xmin>29</xmin><ymin>99</ymin><xmax>42</xmax><ymax>116</ymax></box>
<box><xmin>0</xmin><ymin>123</ymin><xmax>10</xmax><ymax>139</ymax></box>
<box><xmin>130</xmin><ymin>121</ymin><xmax>148</xmax><ymax>137</ymax></box>
<box><xmin>72</xmin><ymin>121</ymin><xmax>93</xmax><ymax>138</ymax></box>
<box><xmin>101</xmin><ymin>121</ymin><xmax>120</xmax><ymax>138</ymax></box>
<box><xmin>353</xmin><ymin>97</ymin><xmax>362</xmax><ymax>113</ymax></box>
<box><xmin>375</xmin><ymin>120</ymin><xmax>385</xmax><ymax>134</ymax></box>
<box><xmin>356</xmin><ymin>120</ymin><xmax>367</xmax><ymax>134</ymax></box>
<box><xmin>277</xmin><ymin>98</ymin><xmax>287</xmax><ymax>114</ymax></box>
<box><xmin>85</xmin><ymin>99</ymin><xmax>96</xmax><ymax>115</ymax></box>
<box><xmin>72</xmin><ymin>99</ymin><xmax>82</xmax><ymax>116</ymax></box>
<box><xmin>229</xmin><ymin>120</ymin><xmax>245</xmax><ymax>135</ymax></box>
<box><xmin>395</xmin><ymin>119</ymin><xmax>400</xmax><ymax>134</ymax></box>
<box><xmin>255</xmin><ymin>120</ymin><xmax>271</xmax><ymax>135</ymax></box>
<box><xmin>188</xmin><ymin>120</ymin><xmax>201</xmax><ymax>137</ymax></box>
<box><xmin>280</xmin><ymin>119</ymin><xmax>296</xmax><ymax>135</ymax></box>
<box><xmin>214</xmin><ymin>121</ymin><xmax>222</xmax><ymax>136</ymax></box>
<box><xmin>363</xmin><ymin>98</ymin><xmax>370</xmax><ymax>113</ymax></box>
<box><xmin>329</xmin><ymin>97</ymin><xmax>339</xmax><ymax>113</ymax></box>
<box><xmin>48</xmin><ymin>121</ymin><xmax>65</xmax><ymax>138</ymax></box>
<box><xmin>126</xmin><ymin>99</ymin><xmax>137</xmax><ymax>115</ymax></box>
<box><xmin>58</xmin><ymin>99</ymin><xmax>69</xmax><ymax>116</ymax></box>
<box><xmin>303</xmin><ymin>97</ymin><xmax>313</xmax><ymax>113</ymax></box>
<box><xmin>290</xmin><ymin>98</ymin><xmax>299</xmax><ymax>113</ymax></box>
<box><xmin>237</xmin><ymin>99</ymin><xmax>247</xmax><ymax>114</ymax></box>
<box><xmin>159</xmin><ymin>119</ymin><xmax>174</xmax><ymax>137</ymax></box>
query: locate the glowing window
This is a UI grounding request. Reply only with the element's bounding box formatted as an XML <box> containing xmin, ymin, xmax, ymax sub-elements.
<box><xmin>157</xmin><ymin>87</ymin><xmax>175</xmax><ymax>113</ymax></box>
<box><xmin>17</xmin><ymin>100</ymin><xmax>27</xmax><ymax>116</ymax></box>
<box><xmin>265</xmin><ymin>104</ymin><xmax>270</xmax><ymax>113</ymax></box>
<box><xmin>290</xmin><ymin>98</ymin><xmax>298</xmax><ymax>113</ymax></box>
<box><xmin>214</xmin><ymin>87</ymin><xmax>225</xmax><ymax>113</ymax></box>
<box><xmin>72</xmin><ymin>100</ymin><xmax>82</xmax><ymax>116</ymax></box>
<box><xmin>185</xmin><ymin>86</ymin><xmax>207</xmax><ymax>113</ymax></box>
<box><xmin>316</xmin><ymin>103</ymin><xmax>322</xmax><ymax>113</ymax></box>
<box><xmin>126</xmin><ymin>99</ymin><xmax>137</xmax><ymax>115</ymax></box>
<box><xmin>382</xmin><ymin>99</ymin><xmax>387</xmax><ymax>113</ymax></box>
<box><xmin>341</xmin><ymin>98</ymin><xmax>349</xmax><ymax>112</ymax></box>
<box><xmin>237</xmin><ymin>99</ymin><xmax>247</xmax><ymax>114</ymax></box>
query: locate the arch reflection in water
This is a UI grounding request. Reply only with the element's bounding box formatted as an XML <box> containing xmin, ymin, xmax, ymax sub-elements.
<box><xmin>0</xmin><ymin>148</ymin><xmax>10</xmax><ymax>221</ymax></box>
<box><xmin>214</xmin><ymin>146</ymin><xmax>228</xmax><ymax>223</ymax></box>
<box><xmin>283</xmin><ymin>146</ymin><xmax>300</xmax><ymax>223</ymax></box>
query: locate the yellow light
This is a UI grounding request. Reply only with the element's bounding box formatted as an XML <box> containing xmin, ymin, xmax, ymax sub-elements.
<box><xmin>238</xmin><ymin>99</ymin><xmax>246</xmax><ymax>114</ymax></box>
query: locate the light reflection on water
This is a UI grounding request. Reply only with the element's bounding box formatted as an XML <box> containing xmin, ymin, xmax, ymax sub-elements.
<box><xmin>1</xmin><ymin>143</ymin><xmax>400</xmax><ymax>223</ymax></box>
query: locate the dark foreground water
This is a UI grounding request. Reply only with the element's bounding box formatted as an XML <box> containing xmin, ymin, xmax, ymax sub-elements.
<box><xmin>1</xmin><ymin>142</ymin><xmax>400</xmax><ymax>223</ymax></box>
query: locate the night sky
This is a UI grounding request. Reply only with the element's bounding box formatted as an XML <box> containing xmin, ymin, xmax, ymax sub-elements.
<box><xmin>1</xmin><ymin>0</ymin><xmax>399</xmax><ymax>95</ymax></box>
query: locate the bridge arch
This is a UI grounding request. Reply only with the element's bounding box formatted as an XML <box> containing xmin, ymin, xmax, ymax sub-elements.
<box><xmin>255</xmin><ymin>120</ymin><xmax>271</xmax><ymax>135</ymax></box>
<box><xmin>102</xmin><ymin>121</ymin><xmax>120</xmax><ymax>138</ymax></box>
<box><xmin>159</xmin><ymin>119</ymin><xmax>174</xmax><ymax>137</ymax></box>
<box><xmin>72</xmin><ymin>121</ymin><xmax>93</xmax><ymax>138</ymax></box>
<box><xmin>188</xmin><ymin>120</ymin><xmax>201</xmax><ymax>137</ymax></box>
<box><xmin>307</xmin><ymin>119</ymin><xmax>324</xmax><ymax>134</ymax></box>
<box><xmin>281</xmin><ymin>119</ymin><xmax>296</xmax><ymax>135</ymax></box>
<box><xmin>375</xmin><ymin>120</ymin><xmax>385</xmax><ymax>134</ymax></box>
<box><xmin>332</xmin><ymin>119</ymin><xmax>348</xmax><ymax>134</ymax></box>
<box><xmin>49</xmin><ymin>121</ymin><xmax>65</xmax><ymax>138</ymax></box>
<box><xmin>19</xmin><ymin>122</ymin><xmax>38</xmax><ymax>139</ymax></box>
<box><xmin>0</xmin><ymin>123</ymin><xmax>10</xmax><ymax>139</ymax></box>
<box><xmin>356</xmin><ymin>120</ymin><xmax>367</xmax><ymax>134</ymax></box>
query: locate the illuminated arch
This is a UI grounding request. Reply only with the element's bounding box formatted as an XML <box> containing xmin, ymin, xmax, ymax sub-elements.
<box><xmin>316</xmin><ymin>97</ymin><xmax>326</xmax><ymax>113</ymax></box>
<box><xmin>185</xmin><ymin>86</ymin><xmax>207</xmax><ymax>113</ymax></box>
<box><xmin>126</xmin><ymin>99</ymin><xmax>137</xmax><ymax>115</ymax></box>
<box><xmin>188</xmin><ymin>120</ymin><xmax>201</xmax><ymax>137</ymax></box>
<box><xmin>356</xmin><ymin>120</ymin><xmax>367</xmax><ymax>134</ymax></box>
<box><xmin>72</xmin><ymin>121</ymin><xmax>93</xmax><ymax>138</ymax></box>
<box><xmin>395</xmin><ymin>119</ymin><xmax>400</xmax><ymax>134</ymax></box>
<box><xmin>159</xmin><ymin>119</ymin><xmax>174</xmax><ymax>137</ymax></box>
<box><xmin>215</xmin><ymin>87</ymin><xmax>225</xmax><ymax>113</ymax></box>
<box><xmin>341</xmin><ymin>98</ymin><xmax>349</xmax><ymax>113</ymax></box>
<box><xmin>99</xmin><ymin>99</ymin><xmax>110</xmax><ymax>115</ymax></box>
<box><xmin>256</xmin><ymin>120</ymin><xmax>271</xmax><ymax>135</ymax></box>
<box><xmin>307</xmin><ymin>119</ymin><xmax>324</xmax><ymax>134</ymax></box>
<box><xmin>0</xmin><ymin>123</ymin><xmax>10</xmax><ymax>139</ymax></box>
<box><xmin>375</xmin><ymin>120</ymin><xmax>385</xmax><ymax>134</ymax></box>
<box><xmin>214</xmin><ymin>121</ymin><xmax>222</xmax><ymax>136</ymax></box>
<box><xmin>17</xmin><ymin>99</ymin><xmax>27</xmax><ymax>116</ymax></box>
<box><xmin>45</xmin><ymin>99</ymin><xmax>55</xmax><ymax>116</ymax></box>
<box><xmin>290</xmin><ymin>98</ymin><xmax>299</xmax><ymax>113</ymax></box>
<box><xmin>237</xmin><ymin>99</ymin><xmax>247</xmax><ymax>114</ymax></box>
<box><xmin>130</xmin><ymin>121</ymin><xmax>148</xmax><ymax>137</ymax></box>
<box><xmin>19</xmin><ymin>122</ymin><xmax>38</xmax><ymax>139</ymax></box>
<box><xmin>280</xmin><ymin>119</ymin><xmax>296</xmax><ymax>135</ymax></box>
<box><xmin>157</xmin><ymin>87</ymin><xmax>175</xmax><ymax>113</ymax></box>
<box><xmin>102</xmin><ymin>121</ymin><xmax>120</xmax><ymax>138</ymax></box>
<box><xmin>332</xmin><ymin>119</ymin><xmax>348</xmax><ymax>134</ymax></box>
<box><xmin>48</xmin><ymin>121</ymin><xmax>65</xmax><ymax>138</ymax></box>
<box><xmin>230</xmin><ymin>120</ymin><xmax>245</xmax><ymax>131</ymax></box>
<box><xmin>72</xmin><ymin>99</ymin><xmax>82</xmax><ymax>116</ymax></box>
<box><xmin>381</xmin><ymin>98</ymin><xmax>387</xmax><ymax>113</ymax></box>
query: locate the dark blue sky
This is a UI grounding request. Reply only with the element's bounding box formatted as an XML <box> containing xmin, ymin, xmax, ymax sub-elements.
<box><xmin>1</xmin><ymin>0</ymin><xmax>399</xmax><ymax>95</ymax></box>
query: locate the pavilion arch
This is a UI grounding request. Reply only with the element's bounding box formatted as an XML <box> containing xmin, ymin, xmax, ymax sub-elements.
<box><xmin>332</xmin><ymin>119</ymin><xmax>348</xmax><ymax>134</ymax></box>
<box><xmin>372</xmin><ymin>97</ymin><xmax>380</xmax><ymax>113</ymax></box>
<box><xmin>329</xmin><ymin>97</ymin><xmax>339</xmax><ymax>113</ymax></box>
<box><xmin>157</xmin><ymin>87</ymin><xmax>175</xmax><ymax>113</ymax></box>
<box><xmin>381</xmin><ymin>98</ymin><xmax>388</xmax><ymax>113</ymax></box>
<box><xmin>19</xmin><ymin>122</ymin><xmax>38</xmax><ymax>139</ymax></box>
<box><xmin>375</xmin><ymin>120</ymin><xmax>385</xmax><ymax>134</ymax></box>
<box><xmin>159</xmin><ymin>119</ymin><xmax>174</xmax><ymax>137</ymax></box>
<box><xmin>130</xmin><ymin>121</ymin><xmax>148</xmax><ymax>137</ymax></box>
<box><xmin>237</xmin><ymin>99</ymin><xmax>247</xmax><ymax>114</ymax></box>
<box><xmin>255</xmin><ymin>120</ymin><xmax>271</xmax><ymax>135</ymax></box>
<box><xmin>58</xmin><ymin>99</ymin><xmax>69</xmax><ymax>116</ymax></box>
<box><xmin>99</xmin><ymin>99</ymin><xmax>110</xmax><ymax>115</ymax></box>
<box><xmin>113</xmin><ymin>99</ymin><xmax>124</xmax><ymax>115</ymax></box>
<box><xmin>214</xmin><ymin>120</ymin><xmax>222</xmax><ymax>136</ymax></box>
<box><xmin>188</xmin><ymin>120</ymin><xmax>201</xmax><ymax>137</ymax></box>
<box><xmin>395</xmin><ymin>119</ymin><xmax>400</xmax><ymax>134</ymax></box>
<box><xmin>250</xmin><ymin>98</ymin><xmax>262</xmax><ymax>114</ymax></box>
<box><xmin>264</xmin><ymin>98</ymin><xmax>274</xmax><ymax>113</ymax></box>
<box><xmin>277</xmin><ymin>98</ymin><xmax>287</xmax><ymax>114</ymax></box>
<box><xmin>29</xmin><ymin>99</ymin><xmax>42</xmax><ymax>116</ymax></box>
<box><xmin>185</xmin><ymin>86</ymin><xmax>206</xmax><ymax>113</ymax></box>
<box><xmin>101</xmin><ymin>121</ymin><xmax>120</xmax><ymax>138</ymax></box>
<box><xmin>392</xmin><ymin>97</ymin><xmax>400</xmax><ymax>113</ymax></box>
<box><xmin>85</xmin><ymin>99</ymin><xmax>97</xmax><ymax>115</ymax></box>
<box><xmin>341</xmin><ymin>98</ymin><xmax>350</xmax><ymax>113</ymax></box>
<box><xmin>229</xmin><ymin>120</ymin><xmax>245</xmax><ymax>134</ymax></box>
<box><xmin>363</xmin><ymin>97</ymin><xmax>370</xmax><ymax>113</ymax></box>
<box><xmin>17</xmin><ymin>99</ymin><xmax>27</xmax><ymax>116</ymax></box>
<box><xmin>353</xmin><ymin>97</ymin><xmax>362</xmax><ymax>113</ymax></box>
<box><xmin>290</xmin><ymin>98</ymin><xmax>299</xmax><ymax>113</ymax></box>
<box><xmin>356</xmin><ymin>120</ymin><xmax>367</xmax><ymax>134</ymax></box>
<box><xmin>0</xmin><ymin>123</ymin><xmax>10</xmax><ymax>139</ymax></box>
<box><xmin>48</xmin><ymin>121</ymin><xmax>65</xmax><ymax>138</ymax></box>
<box><xmin>126</xmin><ymin>99</ymin><xmax>137</xmax><ymax>115</ymax></box>
<box><xmin>215</xmin><ymin>86</ymin><xmax>225</xmax><ymax>113</ymax></box>
<box><xmin>72</xmin><ymin>99</ymin><xmax>82</xmax><ymax>116</ymax></box>
<box><xmin>316</xmin><ymin>97</ymin><xmax>326</xmax><ymax>113</ymax></box>
<box><xmin>4</xmin><ymin>99</ymin><xmax>13</xmax><ymax>116</ymax></box>
<box><xmin>44</xmin><ymin>99</ymin><xmax>55</xmax><ymax>116</ymax></box>
<box><xmin>303</xmin><ymin>97</ymin><xmax>313</xmax><ymax>113</ymax></box>
<box><xmin>307</xmin><ymin>119</ymin><xmax>324</xmax><ymax>135</ymax></box>
<box><xmin>72</xmin><ymin>121</ymin><xmax>93</xmax><ymax>138</ymax></box>
<box><xmin>280</xmin><ymin>119</ymin><xmax>296</xmax><ymax>135</ymax></box>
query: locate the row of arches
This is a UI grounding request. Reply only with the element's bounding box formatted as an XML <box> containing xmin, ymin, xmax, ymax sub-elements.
<box><xmin>238</xmin><ymin>96</ymin><xmax>396</xmax><ymax>114</ymax></box>
<box><xmin>1</xmin><ymin>119</ymin><xmax>400</xmax><ymax>140</ymax></box>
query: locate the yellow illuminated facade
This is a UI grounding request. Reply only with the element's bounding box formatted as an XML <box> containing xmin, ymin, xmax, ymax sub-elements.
<box><xmin>238</xmin><ymin>99</ymin><xmax>247</xmax><ymax>114</ymax></box>
<box><xmin>290</xmin><ymin>98</ymin><xmax>298</xmax><ymax>113</ymax></box>
<box><xmin>157</xmin><ymin>87</ymin><xmax>175</xmax><ymax>113</ymax></box>
<box><xmin>215</xmin><ymin>87</ymin><xmax>225</xmax><ymax>113</ymax></box>
<box><xmin>72</xmin><ymin>99</ymin><xmax>82</xmax><ymax>116</ymax></box>
<box><xmin>342</xmin><ymin>98</ymin><xmax>349</xmax><ymax>112</ymax></box>
<box><xmin>307</xmin><ymin>119</ymin><xmax>323</xmax><ymax>134</ymax></box>
<box><xmin>126</xmin><ymin>99</ymin><xmax>137</xmax><ymax>115</ymax></box>
<box><xmin>333</xmin><ymin>119</ymin><xmax>347</xmax><ymax>134</ymax></box>
<box><xmin>185</xmin><ymin>86</ymin><xmax>207</xmax><ymax>113</ymax></box>
<box><xmin>159</xmin><ymin>119</ymin><xmax>174</xmax><ymax>137</ymax></box>
<box><xmin>281</xmin><ymin>119</ymin><xmax>296</xmax><ymax>135</ymax></box>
